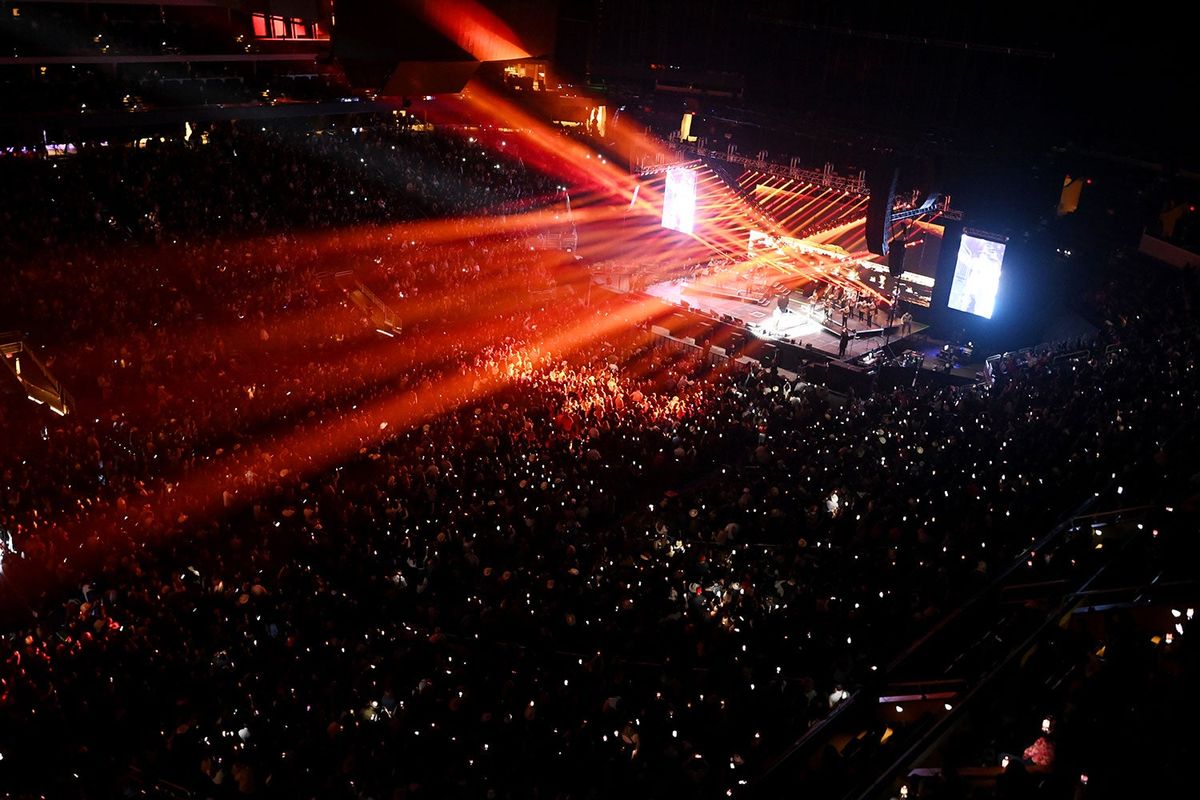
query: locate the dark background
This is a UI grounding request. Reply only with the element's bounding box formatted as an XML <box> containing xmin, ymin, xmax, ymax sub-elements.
<box><xmin>556</xmin><ymin>0</ymin><xmax>1190</xmax><ymax>168</ymax></box>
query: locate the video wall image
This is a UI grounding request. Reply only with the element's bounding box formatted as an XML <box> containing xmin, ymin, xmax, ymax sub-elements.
<box><xmin>662</xmin><ymin>168</ymin><xmax>697</xmax><ymax>234</ymax></box>
<box><xmin>948</xmin><ymin>232</ymin><xmax>1006</xmax><ymax>319</ymax></box>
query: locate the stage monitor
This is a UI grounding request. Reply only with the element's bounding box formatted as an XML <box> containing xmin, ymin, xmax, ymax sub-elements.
<box><xmin>948</xmin><ymin>231</ymin><xmax>1006</xmax><ymax>319</ymax></box>
<box><xmin>662</xmin><ymin>167</ymin><xmax>697</xmax><ymax>234</ymax></box>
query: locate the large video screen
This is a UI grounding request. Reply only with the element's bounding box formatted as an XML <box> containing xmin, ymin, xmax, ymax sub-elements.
<box><xmin>662</xmin><ymin>168</ymin><xmax>697</xmax><ymax>234</ymax></box>
<box><xmin>948</xmin><ymin>232</ymin><xmax>1006</xmax><ymax>319</ymax></box>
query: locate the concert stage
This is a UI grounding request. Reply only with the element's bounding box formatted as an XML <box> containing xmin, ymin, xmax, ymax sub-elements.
<box><xmin>573</xmin><ymin>156</ymin><xmax>938</xmax><ymax>369</ymax></box>
<box><xmin>640</xmin><ymin>277</ymin><xmax>927</xmax><ymax>362</ymax></box>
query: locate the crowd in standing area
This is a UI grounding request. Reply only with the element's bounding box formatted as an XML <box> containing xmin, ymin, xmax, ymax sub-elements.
<box><xmin>1</xmin><ymin>123</ymin><xmax>1198</xmax><ymax>799</ymax></box>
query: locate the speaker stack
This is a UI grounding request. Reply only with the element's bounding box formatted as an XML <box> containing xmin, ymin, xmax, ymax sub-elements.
<box><xmin>865</xmin><ymin>165</ymin><xmax>898</xmax><ymax>257</ymax></box>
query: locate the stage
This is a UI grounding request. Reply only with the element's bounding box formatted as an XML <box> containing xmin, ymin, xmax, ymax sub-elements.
<box><xmin>640</xmin><ymin>277</ymin><xmax>928</xmax><ymax>362</ymax></box>
<box><xmin>571</xmin><ymin>157</ymin><xmax>937</xmax><ymax>366</ymax></box>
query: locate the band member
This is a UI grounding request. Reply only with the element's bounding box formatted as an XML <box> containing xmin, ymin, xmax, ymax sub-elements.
<box><xmin>838</xmin><ymin>325</ymin><xmax>850</xmax><ymax>357</ymax></box>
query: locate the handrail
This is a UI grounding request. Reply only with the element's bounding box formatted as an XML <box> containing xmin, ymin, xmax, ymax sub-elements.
<box><xmin>1</xmin><ymin>332</ymin><xmax>73</xmax><ymax>415</ymax></box>
<box><xmin>852</xmin><ymin>593</ymin><xmax>1087</xmax><ymax>800</ymax></box>
<box><xmin>852</xmin><ymin>522</ymin><xmax>1146</xmax><ymax>800</ymax></box>
<box><xmin>753</xmin><ymin>480</ymin><xmax>1105</xmax><ymax>794</ymax></box>
<box><xmin>1070</xmin><ymin>504</ymin><xmax>1155</xmax><ymax>523</ymax></box>
<box><xmin>885</xmin><ymin>492</ymin><xmax>1098</xmax><ymax>675</ymax></box>
<box><xmin>843</xmin><ymin>395</ymin><xmax>1193</xmax><ymax>799</ymax></box>
<box><xmin>332</xmin><ymin>270</ymin><xmax>402</xmax><ymax>333</ymax></box>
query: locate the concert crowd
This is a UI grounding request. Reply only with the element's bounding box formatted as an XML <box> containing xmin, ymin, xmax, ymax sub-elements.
<box><xmin>0</xmin><ymin>123</ymin><xmax>1198</xmax><ymax>799</ymax></box>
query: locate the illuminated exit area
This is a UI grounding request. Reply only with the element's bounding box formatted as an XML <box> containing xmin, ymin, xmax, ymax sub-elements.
<box><xmin>662</xmin><ymin>167</ymin><xmax>698</xmax><ymax>234</ymax></box>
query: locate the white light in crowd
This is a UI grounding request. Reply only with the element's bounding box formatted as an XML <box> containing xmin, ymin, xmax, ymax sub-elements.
<box><xmin>1176</xmin><ymin>623</ymin><xmax>1185</xmax><ymax>636</ymax></box>
<box><xmin>0</xmin><ymin>529</ymin><xmax>17</xmax><ymax>576</ymax></box>
<box><xmin>1189</xmin><ymin>609</ymin><xmax>1195</xmax><ymax>620</ymax></box>
<box><xmin>944</xmin><ymin>703</ymin><xmax>953</xmax><ymax>711</ymax></box>
<box><xmin>895</xmin><ymin>705</ymin><xmax>903</xmax><ymax>713</ymax></box>
<box><xmin>1172</xmin><ymin>609</ymin><xmax>1182</xmax><ymax>618</ymax></box>
<box><xmin>1041</xmin><ymin>717</ymin><xmax>1051</xmax><ymax>733</ymax></box>
<box><xmin>1001</xmin><ymin>755</ymin><xmax>1010</xmax><ymax>769</ymax></box>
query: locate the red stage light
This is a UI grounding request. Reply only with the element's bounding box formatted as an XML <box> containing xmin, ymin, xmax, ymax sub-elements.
<box><xmin>422</xmin><ymin>0</ymin><xmax>530</xmax><ymax>61</ymax></box>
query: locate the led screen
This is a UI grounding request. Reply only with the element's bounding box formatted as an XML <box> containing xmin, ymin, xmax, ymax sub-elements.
<box><xmin>662</xmin><ymin>168</ymin><xmax>697</xmax><ymax>234</ymax></box>
<box><xmin>948</xmin><ymin>233</ymin><xmax>1006</xmax><ymax>318</ymax></box>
